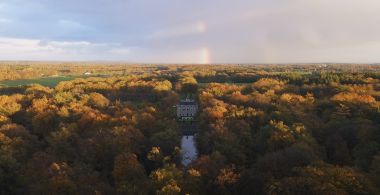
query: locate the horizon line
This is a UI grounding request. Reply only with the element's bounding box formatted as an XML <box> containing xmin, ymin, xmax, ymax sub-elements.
<box><xmin>0</xmin><ymin>60</ymin><xmax>379</xmax><ymax>65</ymax></box>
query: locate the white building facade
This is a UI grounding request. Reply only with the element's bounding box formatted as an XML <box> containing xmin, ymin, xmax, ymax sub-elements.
<box><xmin>177</xmin><ymin>99</ymin><xmax>198</xmax><ymax>121</ymax></box>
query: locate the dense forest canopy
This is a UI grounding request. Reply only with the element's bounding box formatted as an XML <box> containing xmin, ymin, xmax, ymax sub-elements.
<box><xmin>0</xmin><ymin>63</ymin><xmax>379</xmax><ymax>194</ymax></box>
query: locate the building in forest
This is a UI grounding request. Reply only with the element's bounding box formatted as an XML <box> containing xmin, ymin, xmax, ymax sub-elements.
<box><xmin>177</xmin><ymin>98</ymin><xmax>198</xmax><ymax>121</ymax></box>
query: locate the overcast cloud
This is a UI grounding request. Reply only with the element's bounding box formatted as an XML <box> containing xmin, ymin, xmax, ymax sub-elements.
<box><xmin>0</xmin><ymin>0</ymin><xmax>380</xmax><ymax>63</ymax></box>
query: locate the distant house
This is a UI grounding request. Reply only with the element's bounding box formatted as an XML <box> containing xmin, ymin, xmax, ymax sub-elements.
<box><xmin>177</xmin><ymin>98</ymin><xmax>198</xmax><ymax>121</ymax></box>
<box><xmin>84</xmin><ymin>72</ymin><xmax>92</xmax><ymax>76</ymax></box>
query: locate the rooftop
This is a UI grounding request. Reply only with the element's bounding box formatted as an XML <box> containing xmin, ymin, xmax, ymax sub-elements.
<box><xmin>179</xmin><ymin>101</ymin><xmax>197</xmax><ymax>106</ymax></box>
<box><xmin>179</xmin><ymin>98</ymin><xmax>197</xmax><ymax>106</ymax></box>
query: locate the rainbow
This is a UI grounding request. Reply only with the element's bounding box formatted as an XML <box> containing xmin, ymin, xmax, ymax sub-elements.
<box><xmin>201</xmin><ymin>47</ymin><xmax>211</xmax><ymax>64</ymax></box>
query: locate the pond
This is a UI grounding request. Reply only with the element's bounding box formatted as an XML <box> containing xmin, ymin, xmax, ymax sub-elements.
<box><xmin>181</xmin><ymin>135</ymin><xmax>198</xmax><ymax>167</ymax></box>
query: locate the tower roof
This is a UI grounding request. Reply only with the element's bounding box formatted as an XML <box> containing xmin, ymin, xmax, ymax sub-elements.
<box><xmin>179</xmin><ymin>101</ymin><xmax>197</xmax><ymax>106</ymax></box>
<box><xmin>179</xmin><ymin>98</ymin><xmax>197</xmax><ymax>106</ymax></box>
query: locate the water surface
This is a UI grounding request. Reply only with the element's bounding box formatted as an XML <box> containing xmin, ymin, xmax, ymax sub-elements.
<box><xmin>181</xmin><ymin>135</ymin><xmax>198</xmax><ymax>167</ymax></box>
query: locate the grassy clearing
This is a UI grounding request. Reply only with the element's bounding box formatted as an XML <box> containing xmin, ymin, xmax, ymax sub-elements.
<box><xmin>0</xmin><ymin>76</ymin><xmax>80</xmax><ymax>88</ymax></box>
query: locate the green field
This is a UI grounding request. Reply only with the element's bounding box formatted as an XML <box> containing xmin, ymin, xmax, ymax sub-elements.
<box><xmin>0</xmin><ymin>76</ymin><xmax>80</xmax><ymax>88</ymax></box>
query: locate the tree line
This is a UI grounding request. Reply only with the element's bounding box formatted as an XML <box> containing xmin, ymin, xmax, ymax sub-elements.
<box><xmin>0</xmin><ymin>64</ymin><xmax>379</xmax><ymax>194</ymax></box>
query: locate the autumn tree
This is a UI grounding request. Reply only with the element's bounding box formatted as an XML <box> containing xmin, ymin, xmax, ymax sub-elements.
<box><xmin>113</xmin><ymin>153</ymin><xmax>148</xmax><ymax>194</ymax></box>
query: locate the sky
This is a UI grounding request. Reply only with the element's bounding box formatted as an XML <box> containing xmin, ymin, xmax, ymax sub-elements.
<box><xmin>0</xmin><ymin>0</ymin><xmax>380</xmax><ymax>63</ymax></box>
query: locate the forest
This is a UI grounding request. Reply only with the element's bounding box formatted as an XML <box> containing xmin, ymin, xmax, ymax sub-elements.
<box><xmin>0</xmin><ymin>63</ymin><xmax>379</xmax><ymax>195</ymax></box>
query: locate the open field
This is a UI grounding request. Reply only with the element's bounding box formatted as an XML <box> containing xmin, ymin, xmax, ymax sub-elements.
<box><xmin>0</xmin><ymin>76</ymin><xmax>80</xmax><ymax>87</ymax></box>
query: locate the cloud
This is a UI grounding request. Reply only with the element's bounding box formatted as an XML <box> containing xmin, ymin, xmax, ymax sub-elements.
<box><xmin>108</xmin><ymin>48</ymin><xmax>131</xmax><ymax>55</ymax></box>
<box><xmin>0</xmin><ymin>18</ymin><xmax>11</xmax><ymax>23</ymax></box>
<box><xmin>1</xmin><ymin>0</ymin><xmax>380</xmax><ymax>63</ymax></box>
<box><xmin>0</xmin><ymin>37</ymin><xmax>133</xmax><ymax>61</ymax></box>
<box><xmin>149</xmin><ymin>21</ymin><xmax>207</xmax><ymax>40</ymax></box>
<box><xmin>124</xmin><ymin>47</ymin><xmax>213</xmax><ymax>64</ymax></box>
<box><xmin>58</xmin><ymin>20</ymin><xmax>88</xmax><ymax>31</ymax></box>
<box><xmin>0</xmin><ymin>2</ymin><xmax>6</xmax><ymax>10</ymax></box>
